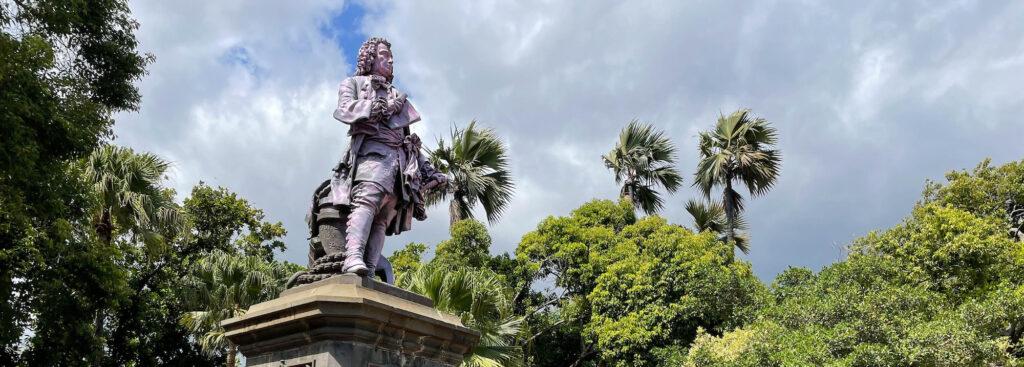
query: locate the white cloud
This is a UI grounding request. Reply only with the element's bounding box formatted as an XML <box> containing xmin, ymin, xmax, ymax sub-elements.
<box><xmin>117</xmin><ymin>0</ymin><xmax>1024</xmax><ymax>279</ymax></box>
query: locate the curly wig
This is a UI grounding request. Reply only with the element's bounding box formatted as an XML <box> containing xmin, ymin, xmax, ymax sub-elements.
<box><xmin>355</xmin><ymin>37</ymin><xmax>392</xmax><ymax>81</ymax></box>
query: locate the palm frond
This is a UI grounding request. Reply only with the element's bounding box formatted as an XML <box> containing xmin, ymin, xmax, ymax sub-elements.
<box><xmin>604</xmin><ymin>120</ymin><xmax>682</xmax><ymax>215</ymax></box>
<box><xmin>179</xmin><ymin>251</ymin><xmax>290</xmax><ymax>356</ymax></box>
<box><xmin>429</xmin><ymin>121</ymin><xmax>515</xmax><ymax>226</ymax></box>
<box><xmin>398</xmin><ymin>264</ymin><xmax>522</xmax><ymax>366</ymax></box>
<box><xmin>81</xmin><ymin>145</ymin><xmax>182</xmax><ymax>245</ymax></box>
<box><xmin>685</xmin><ymin>199</ymin><xmax>726</xmax><ymax>233</ymax></box>
<box><xmin>692</xmin><ymin>108</ymin><xmax>781</xmax><ymax>252</ymax></box>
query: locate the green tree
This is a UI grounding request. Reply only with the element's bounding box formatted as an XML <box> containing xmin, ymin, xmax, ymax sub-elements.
<box><xmin>516</xmin><ymin>199</ymin><xmax>634</xmax><ymax>367</ymax></box>
<box><xmin>587</xmin><ymin>217</ymin><xmax>764</xmax><ymax>366</ymax></box>
<box><xmin>180</xmin><ymin>251</ymin><xmax>292</xmax><ymax>367</ymax></box>
<box><xmin>183</xmin><ymin>182</ymin><xmax>287</xmax><ymax>260</ymax></box>
<box><xmin>432</xmin><ymin>220</ymin><xmax>534</xmax><ymax>312</ymax></box>
<box><xmin>80</xmin><ymin>145</ymin><xmax>182</xmax><ymax>366</ymax></box>
<box><xmin>435</xmin><ymin>219</ymin><xmax>493</xmax><ymax>269</ymax></box>
<box><xmin>82</xmin><ymin>145</ymin><xmax>179</xmax><ymax>246</ymax></box>
<box><xmin>685</xmin><ymin>199</ymin><xmax>750</xmax><ymax>253</ymax></box>
<box><xmin>694</xmin><ymin>109</ymin><xmax>781</xmax><ymax>249</ymax></box>
<box><xmin>684</xmin><ymin>158</ymin><xmax>1024</xmax><ymax>367</ymax></box>
<box><xmin>398</xmin><ymin>263</ymin><xmax>523</xmax><ymax>367</ymax></box>
<box><xmin>516</xmin><ymin>199</ymin><xmax>762</xmax><ymax>366</ymax></box>
<box><xmin>104</xmin><ymin>177</ymin><xmax>291</xmax><ymax>366</ymax></box>
<box><xmin>602</xmin><ymin>120</ymin><xmax>683</xmax><ymax>215</ymax></box>
<box><xmin>1</xmin><ymin>0</ymin><xmax>149</xmax><ymax>362</ymax></box>
<box><xmin>924</xmin><ymin>158</ymin><xmax>1024</xmax><ymax>242</ymax></box>
<box><xmin>428</xmin><ymin>121</ymin><xmax>515</xmax><ymax>227</ymax></box>
<box><xmin>389</xmin><ymin>242</ymin><xmax>428</xmax><ymax>279</ymax></box>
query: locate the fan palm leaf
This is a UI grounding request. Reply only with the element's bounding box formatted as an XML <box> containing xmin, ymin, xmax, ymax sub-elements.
<box><xmin>693</xmin><ymin>109</ymin><xmax>781</xmax><ymax>254</ymax></box>
<box><xmin>82</xmin><ymin>145</ymin><xmax>182</xmax><ymax>245</ymax></box>
<box><xmin>179</xmin><ymin>251</ymin><xmax>291</xmax><ymax>366</ymax></box>
<box><xmin>685</xmin><ymin>199</ymin><xmax>751</xmax><ymax>254</ymax></box>
<box><xmin>602</xmin><ymin>120</ymin><xmax>682</xmax><ymax>215</ymax></box>
<box><xmin>428</xmin><ymin>121</ymin><xmax>515</xmax><ymax>227</ymax></box>
<box><xmin>398</xmin><ymin>264</ymin><xmax>523</xmax><ymax>367</ymax></box>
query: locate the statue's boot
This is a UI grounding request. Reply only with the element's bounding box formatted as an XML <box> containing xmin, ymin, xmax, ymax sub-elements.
<box><xmin>343</xmin><ymin>182</ymin><xmax>395</xmax><ymax>277</ymax></box>
<box><xmin>342</xmin><ymin>240</ymin><xmax>370</xmax><ymax>274</ymax></box>
<box><xmin>362</xmin><ymin>207</ymin><xmax>391</xmax><ymax>280</ymax></box>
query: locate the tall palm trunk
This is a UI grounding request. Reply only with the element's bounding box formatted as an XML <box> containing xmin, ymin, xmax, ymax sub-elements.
<box><xmin>621</xmin><ymin>173</ymin><xmax>637</xmax><ymax>211</ymax></box>
<box><xmin>226</xmin><ymin>342</ymin><xmax>237</xmax><ymax>367</ymax></box>
<box><xmin>449</xmin><ymin>193</ymin><xmax>464</xmax><ymax>227</ymax></box>
<box><xmin>722</xmin><ymin>178</ymin><xmax>737</xmax><ymax>244</ymax></box>
<box><xmin>95</xmin><ymin>208</ymin><xmax>113</xmax><ymax>246</ymax></box>
<box><xmin>621</xmin><ymin>180</ymin><xmax>635</xmax><ymax>208</ymax></box>
<box><xmin>92</xmin><ymin>207</ymin><xmax>113</xmax><ymax>365</ymax></box>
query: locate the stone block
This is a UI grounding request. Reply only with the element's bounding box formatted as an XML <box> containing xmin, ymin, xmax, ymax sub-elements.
<box><xmin>222</xmin><ymin>274</ymin><xmax>479</xmax><ymax>367</ymax></box>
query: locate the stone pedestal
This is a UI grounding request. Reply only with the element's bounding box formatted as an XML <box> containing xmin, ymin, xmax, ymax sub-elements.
<box><xmin>222</xmin><ymin>274</ymin><xmax>479</xmax><ymax>367</ymax></box>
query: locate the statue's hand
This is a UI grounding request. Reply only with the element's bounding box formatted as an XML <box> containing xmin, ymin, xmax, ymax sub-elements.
<box><xmin>384</xmin><ymin>95</ymin><xmax>404</xmax><ymax>117</ymax></box>
<box><xmin>433</xmin><ymin>172</ymin><xmax>449</xmax><ymax>191</ymax></box>
<box><xmin>370</xmin><ymin>98</ymin><xmax>386</xmax><ymax>120</ymax></box>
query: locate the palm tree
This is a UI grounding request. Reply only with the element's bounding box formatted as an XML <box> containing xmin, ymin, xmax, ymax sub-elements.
<box><xmin>428</xmin><ymin>121</ymin><xmax>515</xmax><ymax>227</ymax></box>
<box><xmin>398</xmin><ymin>263</ymin><xmax>523</xmax><ymax>367</ymax></box>
<box><xmin>694</xmin><ymin>108</ymin><xmax>781</xmax><ymax>247</ymax></box>
<box><xmin>684</xmin><ymin>199</ymin><xmax>750</xmax><ymax>254</ymax></box>
<box><xmin>80</xmin><ymin>145</ymin><xmax>181</xmax><ymax>364</ymax></box>
<box><xmin>602</xmin><ymin>120</ymin><xmax>683</xmax><ymax>215</ymax></box>
<box><xmin>82</xmin><ymin>145</ymin><xmax>179</xmax><ymax>246</ymax></box>
<box><xmin>180</xmin><ymin>251</ymin><xmax>290</xmax><ymax>367</ymax></box>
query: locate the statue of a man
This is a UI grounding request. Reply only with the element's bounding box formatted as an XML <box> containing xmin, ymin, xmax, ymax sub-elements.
<box><xmin>290</xmin><ymin>37</ymin><xmax>446</xmax><ymax>287</ymax></box>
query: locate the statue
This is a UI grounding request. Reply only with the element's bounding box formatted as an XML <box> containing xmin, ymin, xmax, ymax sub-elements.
<box><xmin>288</xmin><ymin>37</ymin><xmax>447</xmax><ymax>287</ymax></box>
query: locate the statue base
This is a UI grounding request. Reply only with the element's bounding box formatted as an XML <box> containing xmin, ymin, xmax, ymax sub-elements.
<box><xmin>222</xmin><ymin>274</ymin><xmax>479</xmax><ymax>367</ymax></box>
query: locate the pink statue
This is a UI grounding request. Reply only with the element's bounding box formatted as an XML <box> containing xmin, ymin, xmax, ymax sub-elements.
<box><xmin>289</xmin><ymin>37</ymin><xmax>446</xmax><ymax>287</ymax></box>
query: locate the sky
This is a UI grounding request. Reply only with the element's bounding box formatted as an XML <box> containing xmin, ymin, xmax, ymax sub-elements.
<box><xmin>116</xmin><ymin>0</ymin><xmax>1024</xmax><ymax>280</ymax></box>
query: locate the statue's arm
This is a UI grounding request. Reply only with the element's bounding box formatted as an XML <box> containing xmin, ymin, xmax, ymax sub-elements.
<box><xmin>417</xmin><ymin>144</ymin><xmax>448</xmax><ymax>191</ymax></box>
<box><xmin>333</xmin><ymin>78</ymin><xmax>373</xmax><ymax>124</ymax></box>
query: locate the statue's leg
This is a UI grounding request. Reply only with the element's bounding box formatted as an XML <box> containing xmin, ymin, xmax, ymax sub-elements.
<box><xmin>363</xmin><ymin>192</ymin><xmax>397</xmax><ymax>277</ymax></box>
<box><xmin>343</xmin><ymin>182</ymin><xmax>386</xmax><ymax>275</ymax></box>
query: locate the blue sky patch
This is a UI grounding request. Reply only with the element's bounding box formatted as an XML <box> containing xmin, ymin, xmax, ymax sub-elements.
<box><xmin>320</xmin><ymin>1</ymin><xmax>367</xmax><ymax>72</ymax></box>
<box><xmin>220</xmin><ymin>45</ymin><xmax>265</xmax><ymax>81</ymax></box>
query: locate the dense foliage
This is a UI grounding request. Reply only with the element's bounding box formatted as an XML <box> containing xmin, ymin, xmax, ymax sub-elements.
<box><xmin>684</xmin><ymin>159</ymin><xmax>1024</xmax><ymax>366</ymax></box>
<box><xmin>513</xmin><ymin>199</ymin><xmax>764</xmax><ymax>366</ymax></box>
<box><xmin>1</xmin><ymin>0</ymin><xmax>149</xmax><ymax>363</ymax></box>
<box><xmin>180</xmin><ymin>251</ymin><xmax>294</xmax><ymax>367</ymax></box>
<box><xmin>4</xmin><ymin>1</ymin><xmax>1022</xmax><ymax>366</ymax></box>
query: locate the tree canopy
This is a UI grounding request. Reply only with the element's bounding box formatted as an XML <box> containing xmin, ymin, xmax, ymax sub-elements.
<box><xmin>684</xmin><ymin>158</ymin><xmax>1024</xmax><ymax>367</ymax></box>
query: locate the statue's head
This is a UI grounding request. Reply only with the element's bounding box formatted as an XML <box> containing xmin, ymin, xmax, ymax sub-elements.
<box><xmin>355</xmin><ymin>37</ymin><xmax>393</xmax><ymax>82</ymax></box>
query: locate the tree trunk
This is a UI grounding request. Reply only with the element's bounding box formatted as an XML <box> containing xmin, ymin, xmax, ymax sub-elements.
<box><xmin>92</xmin><ymin>310</ymin><xmax>105</xmax><ymax>365</ymax></box>
<box><xmin>723</xmin><ymin>180</ymin><xmax>736</xmax><ymax>244</ymax></box>
<box><xmin>569</xmin><ymin>341</ymin><xmax>596</xmax><ymax>367</ymax></box>
<box><xmin>226</xmin><ymin>342</ymin><xmax>237</xmax><ymax>367</ymax></box>
<box><xmin>722</xmin><ymin>177</ymin><xmax>738</xmax><ymax>262</ymax></box>
<box><xmin>621</xmin><ymin>177</ymin><xmax>636</xmax><ymax>211</ymax></box>
<box><xmin>449</xmin><ymin>195</ymin><xmax>462</xmax><ymax>228</ymax></box>
<box><xmin>1010</xmin><ymin>320</ymin><xmax>1023</xmax><ymax>357</ymax></box>
<box><xmin>92</xmin><ymin>207</ymin><xmax>112</xmax><ymax>366</ymax></box>
<box><xmin>95</xmin><ymin>207</ymin><xmax>113</xmax><ymax>245</ymax></box>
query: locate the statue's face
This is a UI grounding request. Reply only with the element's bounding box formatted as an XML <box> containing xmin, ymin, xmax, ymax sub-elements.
<box><xmin>370</xmin><ymin>43</ymin><xmax>393</xmax><ymax>80</ymax></box>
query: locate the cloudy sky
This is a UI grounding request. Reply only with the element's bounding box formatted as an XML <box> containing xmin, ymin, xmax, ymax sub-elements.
<box><xmin>116</xmin><ymin>0</ymin><xmax>1024</xmax><ymax>280</ymax></box>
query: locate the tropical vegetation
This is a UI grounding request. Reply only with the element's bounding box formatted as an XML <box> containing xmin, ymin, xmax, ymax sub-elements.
<box><xmin>180</xmin><ymin>251</ymin><xmax>293</xmax><ymax>367</ymax></box>
<box><xmin>602</xmin><ymin>120</ymin><xmax>683</xmax><ymax>215</ymax></box>
<box><xmin>429</xmin><ymin>121</ymin><xmax>516</xmax><ymax>227</ymax></box>
<box><xmin>694</xmin><ymin>109</ymin><xmax>781</xmax><ymax>252</ymax></box>
<box><xmin>3</xmin><ymin>0</ymin><xmax>1022</xmax><ymax>366</ymax></box>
